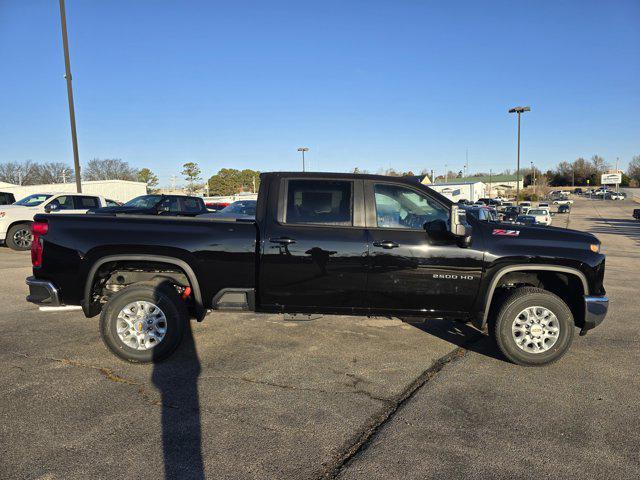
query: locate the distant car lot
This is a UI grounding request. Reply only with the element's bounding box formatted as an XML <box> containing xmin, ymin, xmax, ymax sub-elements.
<box><xmin>0</xmin><ymin>197</ymin><xmax>638</xmax><ymax>479</ymax></box>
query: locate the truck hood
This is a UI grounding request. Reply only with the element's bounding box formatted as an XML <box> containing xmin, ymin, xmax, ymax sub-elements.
<box><xmin>485</xmin><ymin>222</ymin><xmax>600</xmax><ymax>252</ymax></box>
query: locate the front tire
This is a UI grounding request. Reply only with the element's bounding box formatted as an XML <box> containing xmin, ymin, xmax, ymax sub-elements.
<box><xmin>6</xmin><ymin>223</ymin><xmax>32</xmax><ymax>251</ymax></box>
<box><xmin>491</xmin><ymin>287</ymin><xmax>575</xmax><ymax>366</ymax></box>
<box><xmin>100</xmin><ymin>282</ymin><xmax>187</xmax><ymax>363</ymax></box>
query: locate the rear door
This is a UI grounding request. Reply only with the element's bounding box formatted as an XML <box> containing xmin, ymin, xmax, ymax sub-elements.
<box><xmin>259</xmin><ymin>177</ymin><xmax>368</xmax><ymax>312</ymax></box>
<box><xmin>365</xmin><ymin>180</ymin><xmax>484</xmax><ymax>316</ymax></box>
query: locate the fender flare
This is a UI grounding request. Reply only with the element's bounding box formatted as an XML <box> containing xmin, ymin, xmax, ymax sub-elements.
<box><xmin>83</xmin><ymin>254</ymin><xmax>204</xmax><ymax>319</ymax></box>
<box><xmin>481</xmin><ymin>264</ymin><xmax>589</xmax><ymax>326</ymax></box>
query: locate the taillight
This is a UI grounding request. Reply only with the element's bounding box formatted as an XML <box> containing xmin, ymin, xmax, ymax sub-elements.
<box><xmin>31</xmin><ymin>222</ymin><xmax>48</xmax><ymax>267</ymax></box>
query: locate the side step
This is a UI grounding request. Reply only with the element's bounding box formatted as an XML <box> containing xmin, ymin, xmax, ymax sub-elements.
<box><xmin>283</xmin><ymin>313</ymin><xmax>323</xmax><ymax>321</ymax></box>
<box><xmin>211</xmin><ymin>289</ymin><xmax>255</xmax><ymax>311</ymax></box>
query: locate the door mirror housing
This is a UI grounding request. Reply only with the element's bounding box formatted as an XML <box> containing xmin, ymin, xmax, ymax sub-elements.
<box><xmin>44</xmin><ymin>203</ymin><xmax>58</xmax><ymax>213</ymax></box>
<box><xmin>449</xmin><ymin>204</ymin><xmax>472</xmax><ymax>246</ymax></box>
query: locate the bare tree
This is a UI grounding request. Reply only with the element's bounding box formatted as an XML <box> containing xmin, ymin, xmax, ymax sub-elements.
<box><xmin>31</xmin><ymin>162</ymin><xmax>74</xmax><ymax>184</ymax></box>
<box><xmin>83</xmin><ymin>158</ymin><xmax>137</xmax><ymax>181</ymax></box>
<box><xmin>628</xmin><ymin>155</ymin><xmax>640</xmax><ymax>185</ymax></box>
<box><xmin>0</xmin><ymin>160</ymin><xmax>38</xmax><ymax>185</ymax></box>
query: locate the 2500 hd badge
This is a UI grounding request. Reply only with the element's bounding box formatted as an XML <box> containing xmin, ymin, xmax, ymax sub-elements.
<box><xmin>432</xmin><ymin>274</ymin><xmax>475</xmax><ymax>280</ymax></box>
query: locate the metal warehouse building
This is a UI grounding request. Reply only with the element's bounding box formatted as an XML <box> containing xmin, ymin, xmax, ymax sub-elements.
<box><xmin>0</xmin><ymin>179</ymin><xmax>147</xmax><ymax>203</ymax></box>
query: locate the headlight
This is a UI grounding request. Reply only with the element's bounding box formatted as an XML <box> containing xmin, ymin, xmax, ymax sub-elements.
<box><xmin>590</xmin><ymin>244</ymin><xmax>600</xmax><ymax>253</ymax></box>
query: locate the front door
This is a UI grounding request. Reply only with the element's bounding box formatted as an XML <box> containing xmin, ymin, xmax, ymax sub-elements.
<box><xmin>260</xmin><ymin>177</ymin><xmax>368</xmax><ymax>312</ymax></box>
<box><xmin>365</xmin><ymin>181</ymin><xmax>484</xmax><ymax>317</ymax></box>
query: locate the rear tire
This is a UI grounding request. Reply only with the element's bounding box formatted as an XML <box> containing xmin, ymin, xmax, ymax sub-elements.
<box><xmin>491</xmin><ymin>287</ymin><xmax>574</xmax><ymax>366</ymax></box>
<box><xmin>6</xmin><ymin>223</ymin><xmax>32</xmax><ymax>251</ymax></box>
<box><xmin>100</xmin><ymin>281</ymin><xmax>187</xmax><ymax>363</ymax></box>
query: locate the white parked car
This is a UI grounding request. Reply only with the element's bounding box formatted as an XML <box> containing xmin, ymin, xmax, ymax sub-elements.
<box><xmin>0</xmin><ymin>193</ymin><xmax>110</xmax><ymax>250</ymax></box>
<box><xmin>609</xmin><ymin>192</ymin><xmax>625</xmax><ymax>200</ymax></box>
<box><xmin>552</xmin><ymin>199</ymin><xmax>574</xmax><ymax>206</ymax></box>
<box><xmin>527</xmin><ymin>208</ymin><xmax>552</xmax><ymax>226</ymax></box>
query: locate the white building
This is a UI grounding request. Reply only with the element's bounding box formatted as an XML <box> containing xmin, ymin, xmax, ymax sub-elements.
<box><xmin>427</xmin><ymin>181</ymin><xmax>487</xmax><ymax>202</ymax></box>
<box><xmin>0</xmin><ymin>179</ymin><xmax>147</xmax><ymax>203</ymax></box>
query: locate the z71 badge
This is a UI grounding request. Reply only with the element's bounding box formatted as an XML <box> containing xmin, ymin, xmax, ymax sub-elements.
<box><xmin>492</xmin><ymin>229</ymin><xmax>520</xmax><ymax>236</ymax></box>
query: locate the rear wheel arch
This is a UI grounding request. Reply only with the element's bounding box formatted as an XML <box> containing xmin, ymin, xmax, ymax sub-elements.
<box><xmin>482</xmin><ymin>265</ymin><xmax>588</xmax><ymax>329</ymax></box>
<box><xmin>83</xmin><ymin>254</ymin><xmax>204</xmax><ymax>319</ymax></box>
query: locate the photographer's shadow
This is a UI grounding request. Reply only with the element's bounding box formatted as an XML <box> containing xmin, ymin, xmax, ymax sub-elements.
<box><xmin>152</xmin><ymin>320</ymin><xmax>204</xmax><ymax>480</ymax></box>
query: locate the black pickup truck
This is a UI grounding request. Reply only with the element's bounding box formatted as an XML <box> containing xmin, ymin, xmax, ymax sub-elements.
<box><xmin>26</xmin><ymin>172</ymin><xmax>608</xmax><ymax>366</ymax></box>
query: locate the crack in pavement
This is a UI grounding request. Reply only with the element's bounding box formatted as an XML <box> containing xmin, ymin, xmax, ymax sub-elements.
<box><xmin>199</xmin><ymin>372</ymin><xmax>392</xmax><ymax>404</ymax></box>
<box><xmin>10</xmin><ymin>351</ymin><xmax>168</xmax><ymax>408</ymax></box>
<box><xmin>316</xmin><ymin>347</ymin><xmax>467</xmax><ymax>480</ymax></box>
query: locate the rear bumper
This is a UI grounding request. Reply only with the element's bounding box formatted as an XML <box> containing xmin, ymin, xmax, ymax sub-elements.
<box><xmin>26</xmin><ymin>276</ymin><xmax>61</xmax><ymax>306</ymax></box>
<box><xmin>581</xmin><ymin>295</ymin><xmax>608</xmax><ymax>335</ymax></box>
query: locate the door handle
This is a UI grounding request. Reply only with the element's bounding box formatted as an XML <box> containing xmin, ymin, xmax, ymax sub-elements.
<box><xmin>373</xmin><ymin>240</ymin><xmax>399</xmax><ymax>249</ymax></box>
<box><xmin>270</xmin><ymin>237</ymin><xmax>296</xmax><ymax>245</ymax></box>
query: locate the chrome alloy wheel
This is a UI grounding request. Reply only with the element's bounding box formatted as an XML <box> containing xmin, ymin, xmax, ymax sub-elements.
<box><xmin>511</xmin><ymin>306</ymin><xmax>560</xmax><ymax>354</ymax></box>
<box><xmin>116</xmin><ymin>301</ymin><xmax>167</xmax><ymax>351</ymax></box>
<box><xmin>13</xmin><ymin>228</ymin><xmax>32</xmax><ymax>248</ymax></box>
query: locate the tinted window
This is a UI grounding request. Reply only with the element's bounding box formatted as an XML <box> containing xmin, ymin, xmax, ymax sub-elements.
<box><xmin>285</xmin><ymin>180</ymin><xmax>352</xmax><ymax>226</ymax></box>
<box><xmin>374</xmin><ymin>184</ymin><xmax>448</xmax><ymax>229</ymax></box>
<box><xmin>222</xmin><ymin>200</ymin><xmax>256</xmax><ymax>215</ymax></box>
<box><xmin>158</xmin><ymin>196</ymin><xmax>180</xmax><ymax>213</ymax></box>
<box><xmin>124</xmin><ymin>195</ymin><xmax>162</xmax><ymax>208</ymax></box>
<box><xmin>106</xmin><ymin>199</ymin><xmax>120</xmax><ymax>207</ymax></box>
<box><xmin>75</xmin><ymin>196</ymin><xmax>100</xmax><ymax>209</ymax></box>
<box><xmin>182</xmin><ymin>197</ymin><xmax>204</xmax><ymax>213</ymax></box>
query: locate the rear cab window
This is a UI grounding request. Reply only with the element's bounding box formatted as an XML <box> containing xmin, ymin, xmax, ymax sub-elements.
<box><xmin>284</xmin><ymin>179</ymin><xmax>353</xmax><ymax>226</ymax></box>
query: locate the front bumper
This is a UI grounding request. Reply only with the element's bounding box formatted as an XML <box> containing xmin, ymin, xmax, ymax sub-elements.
<box><xmin>581</xmin><ymin>295</ymin><xmax>608</xmax><ymax>335</ymax></box>
<box><xmin>26</xmin><ymin>276</ymin><xmax>61</xmax><ymax>306</ymax></box>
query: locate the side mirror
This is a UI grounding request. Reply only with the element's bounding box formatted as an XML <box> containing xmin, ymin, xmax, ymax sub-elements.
<box><xmin>157</xmin><ymin>205</ymin><xmax>170</xmax><ymax>214</ymax></box>
<box><xmin>44</xmin><ymin>203</ymin><xmax>58</xmax><ymax>213</ymax></box>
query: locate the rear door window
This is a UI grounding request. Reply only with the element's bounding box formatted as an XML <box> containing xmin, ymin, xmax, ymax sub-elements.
<box><xmin>74</xmin><ymin>196</ymin><xmax>100</xmax><ymax>209</ymax></box>
<box><xmin>285</xmin><ymin>180</ymin><xmax>353</xmax><ymax>226</ymax></box>
<box><xmin>182</xmin><ymin>197</ymin><xmax>204</xmax><ymax>214</ymax></box>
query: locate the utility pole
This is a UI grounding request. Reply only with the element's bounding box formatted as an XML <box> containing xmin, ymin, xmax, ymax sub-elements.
<box><xmin>530</xmin><ymin>161</ymin><xmax>536</xmax><ymax>196</ymax></box>
<box><xmin>444</xmin><ymin>163</ymin><xmax>448</xmax><ymax>183</ymax></box>
<box><xmin>58</xmin><ymin>0</ymin><xmax>82</xmax><ymax>193</ymax></box>
<box><xmin>297</xmin><ymin>147</ymin><xmax>309</xmax><ymax>172</ymax></box>
<box><xmin>170</xmin><ymin>175</ymin><xmax>176</xmax><ymax>191</ymax></box>
<box><xmin>465</xmin><ymin>148</ymin><xmax>469</xmax><ymax>178</ymax></box>
<box><xmin>508</xmin><ymin>106</ymin><xmax>531</xmax><ymax>205</ymax></box>
<box><xmin>616</xmin><ymin>156</ymin><xmax>620</xmax><ymax>193</ymax></box>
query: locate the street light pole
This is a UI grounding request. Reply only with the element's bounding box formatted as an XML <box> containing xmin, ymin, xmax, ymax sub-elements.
<box><xmin>508</xmin><ymin>106</ymin><xmax>531</xmax><ymax>204</ymax></box>
<box><xmin>59</xmin><ymin>0</ymin><xmax>82</xmax><ymax>193</ymax></box>
<box><xmin>297</xmin><ymin>147</ymin><xmax>309</xmax><ymax>172</ymax></box>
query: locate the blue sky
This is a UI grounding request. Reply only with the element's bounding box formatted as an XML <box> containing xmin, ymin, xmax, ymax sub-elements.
<box><xmin>1</xmin><ymin>0</ymin><xmax>638</xmax><ymax>185</ymax></box>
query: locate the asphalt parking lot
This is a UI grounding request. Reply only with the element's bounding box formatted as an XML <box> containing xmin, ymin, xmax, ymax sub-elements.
<box><xmin>1</xmin><ymin>197</ymin><xmax>638</xmax><ymax>480</ymax></box>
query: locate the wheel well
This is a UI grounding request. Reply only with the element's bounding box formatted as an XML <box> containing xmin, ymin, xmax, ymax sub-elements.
<box><xmin>487</xmin><ymin>270</ymin><xmax>585</xmax><ymax>328</ymax></box>
<box><xmin>7</xmin><ymin>220</ymin><xmax>32</xmax><ymax>232</ymax></box>
<box><xmin>86</xmin><ymin>260</ymin><xmax>199</xmax><ymax>318</ymax></box>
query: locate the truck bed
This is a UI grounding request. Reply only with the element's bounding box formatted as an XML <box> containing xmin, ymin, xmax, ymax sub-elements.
<box><xmin>33</xmin><ymin>213</ymin><xmax>258</xmax><ymax>308</ymax></box>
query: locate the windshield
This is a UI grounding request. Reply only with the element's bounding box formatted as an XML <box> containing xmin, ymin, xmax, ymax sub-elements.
<box><xmin>124</xmin><ymin>195</ymin><xmax>162</xmax><ymax>209</ymax></box>
<box><xmin>220</xmin><ymin>200</ymin><xmax>257</xmax><ymax>215</ymax></box>
<box><xmin>14</xmin><ymin>194</ymin><xmax>52</xmax><ymax>206</ymax></box>
<box><xmin>528</xmin><ymin>209</ymin><xmax>547</xmax><ymax>215</ymax></box>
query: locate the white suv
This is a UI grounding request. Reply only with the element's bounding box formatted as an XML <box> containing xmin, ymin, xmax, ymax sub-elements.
<box><xmin>0</xmin><ymin>193</ymin><xmax>109</xmax><ymax>250</ymax></box>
